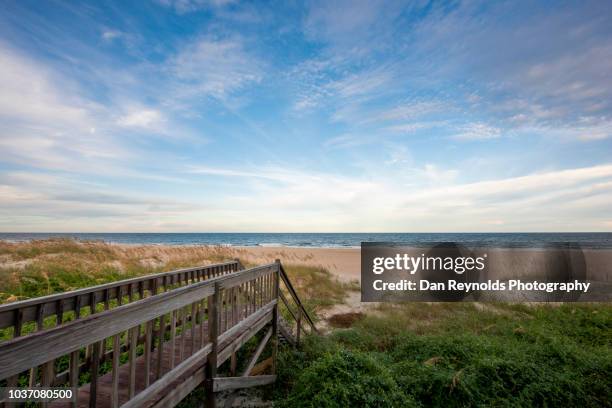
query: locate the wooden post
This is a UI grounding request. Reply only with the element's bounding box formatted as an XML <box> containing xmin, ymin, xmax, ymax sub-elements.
<box><xmin>272</xmin><ymin>260</ymin><xmax>280</xmax><ymax>374</ymax></box>
<box><xmin>297</xmin><ymin>306</ymin><xmax>302</xmax><ymax>346</ymax></box>
<box><xmin>230</xmin><ymin>352</ymin><xmax>237</xmax><ymax>376</ymax></box>
<box><xmin>205</xmin><ymin>283</ymin><xmax>220</xmax><ymax>408</ymax></box>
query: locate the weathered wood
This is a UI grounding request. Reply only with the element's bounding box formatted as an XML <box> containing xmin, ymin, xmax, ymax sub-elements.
<box><xmin>170</xmin><ymin>310</ymin><xmax>176</xmax><ymax>369</ymax></box>
<box><xmin>216</xmin><ymin>264</ymin><xmax>276</xmax><ymax>290</ymax></box>
<box><xmin>41</xmin><ymin>360</ymin><xmax>54</xmax><ymax>408</ymax></box>
<box><xmin>1</xmin><ymin>262</ymin><xmax>296</xmax><ymax>408</ymax></box>
<box><xmin>211</xmin><ymin>375</ymin><xmax>276</xmax><ymax>392</ymax></box>
<box><xmin>223</xmin><ymin>327</ymin><xmax>272</xmax><ymax>408</ymax></box>
<box><xmin>205</xmin><ymin>282</ymin><xmax>220</xmax><ymax>408</ymax></box>
<box><xmin>217</xmin><ymin>300</ymin><xmax>275</xmax><ymax>348</ymax></box>
<box><xmin>272</xmin><ymin>261</ymin><xmax>280</xmax><ymax>374</ymax></box>
<box><xmin>0</xmin><ymin>261</ymin><xmax>239</xmax><ymax>330</ymax></box>
<box><xmin>297</xmin><ymin>307</ymin><xmax>302</xmax><ymax>345</ymax></box>
<box><xmin>217</xmin><ymin>307</ymin><xmax>273</xmax><ymax>365</ymax></box>
<box><xmin>120</xmin><ymin>343</ymin><xmax>212</xmax><ymax>408</ymax></box>
<box><xmin>128</xmin><ymin>327</ymin><xmax>137</xmax><ymax>399</ymax></box>
<box><xmin>156</xmin><ymin>314</ymin><xmax>166</xmax><ymax>379</ymax></box>
<box><xmin>151</xmin><ymin>369</ymin><xmax>204</xmax><ymax>408</ymax></box>
<box><xmin>278</xmin><ymin>322</ymin><xmax>296</xmax><ymax>347</ymax></box>
<box><xmin>245</xmin><ymin>328</ymin><xmax>272</xmax><ymax>376</ymax></box>
<box><xmin>190</xmin><ymin>302</ymin><xmax>197</xmax><ymax>355</ymax></box>
<box><xmin>111</xmin><ymin>334</ymin><xmax>120</xmax><ymax>408</ymax></box>
<box><xmin>70</xmin><ymin>350</ymin><xmax>79</xmax><ymax>408</ymax></box>
<box><xmin>0</xmin><ymin>280</ymin><xmax>216</xmax><ymax>380</ymax></box>
<box><xmin>89</xmin><ymin>341</ymin><xmax>100</xmax><ymax>408</ymax></box>
<box><xmin>179</xmin><ymin>308</ymin><xmax>185</xmax><ymax>362</ymax></box>
<box><xmin>144</xmin><ymin>320</ymin><xmax>153</xmax><ymax>387</ymax></box>
<box><xmin>279</xmin><ymin>264</ymin><xmax>318</xmax><ymax>333</ymax></box>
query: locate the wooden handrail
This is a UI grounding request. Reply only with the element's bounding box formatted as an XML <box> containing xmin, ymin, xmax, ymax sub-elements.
<box><xmin>277</xmin><ymin>262</ymin><xmax>318</xmax><ymax>334</ymax></box>
<box><xmin>0</xmin><ymin>260</ymin><xmax>240</xmax><ymax>331</ymax></box>
<box><xmin>0</xmin><ymin>279</ymin><xmax>217</xmax><ymax>379</ymax></box>
<box><xmin>0</xmin><ymin>260</ymin><xmax>315</xmax><ymax>408</ymax></box>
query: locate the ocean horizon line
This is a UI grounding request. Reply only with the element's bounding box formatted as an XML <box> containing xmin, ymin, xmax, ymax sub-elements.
<box><xmin>1</xmin><ymin>232</ymin><xmax>612</xmax><ymax>249</ymax></box>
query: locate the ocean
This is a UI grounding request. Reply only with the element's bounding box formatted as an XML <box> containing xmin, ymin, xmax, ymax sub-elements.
<box><xmin>1</xmin><ymin>232</ymin><xmax>612</xmax><ymax>249</ymax></box>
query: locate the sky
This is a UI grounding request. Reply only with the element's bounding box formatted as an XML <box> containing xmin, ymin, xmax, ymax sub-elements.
<box><xmin>0</xmin><ymin>0</ymin><xmax>611</xmax><ymax>233</ymax></box>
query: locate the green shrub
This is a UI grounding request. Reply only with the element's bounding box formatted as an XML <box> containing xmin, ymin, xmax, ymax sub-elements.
<box><xmin>277</xmin><ymin>350</ymin><xmax>415</xmax><ymax>408</ymax></box>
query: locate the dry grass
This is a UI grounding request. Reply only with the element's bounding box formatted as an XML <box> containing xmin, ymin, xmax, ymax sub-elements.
<box><xmin>0</xmin><ymin>239</ymin><xmax>353</xmax><ymax>313</ymax></box>
<box><xmin>0</xmin><ymin>239</ymin><xmax>243</xmax><ymax>303</ymax></box>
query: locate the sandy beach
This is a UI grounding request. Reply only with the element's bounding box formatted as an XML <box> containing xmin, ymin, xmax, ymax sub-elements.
<box><xmin>229</xmin><ymin>246</ymin><xmax>361</xmax><ymax>283</ymax></box>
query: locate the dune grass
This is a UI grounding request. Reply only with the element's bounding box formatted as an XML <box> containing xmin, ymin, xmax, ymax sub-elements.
<box><xmin>0</xmin><ymin>239</ymin><xmax>244</xmax><ymax>303</ymax></box>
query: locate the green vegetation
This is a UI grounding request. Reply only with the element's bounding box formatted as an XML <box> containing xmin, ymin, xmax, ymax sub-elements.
<box><xmin>280</xmin><ymin>264</ymin><xmax>355</xmax><ymax>321</ymax></box>
<box><xmin>274</xmin><ymin>303</ymin><xmax>612</xmax><ymax>407</ymax></box>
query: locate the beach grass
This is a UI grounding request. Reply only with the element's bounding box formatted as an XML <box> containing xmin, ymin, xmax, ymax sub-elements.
<box><xmin>273</xmin><ymin>302</ymin><xmax>612</xmax><ymax>407</ymax></box>
<box><xmin>0</xmin><ymin>239</ymin><xmax>219</xmax><ymax>302</ymax></box>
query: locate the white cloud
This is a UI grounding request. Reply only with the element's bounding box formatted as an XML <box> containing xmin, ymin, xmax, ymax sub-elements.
<box><xmin>117</xmin><ymin>109</ymin><xmax>166</xmax><ymax>130</ymax></box>
<box><xmin>0</xmin><ymin>44</ymin><xmax>90</xmax><ymax>128</ymax></box>
<box><xmin>101</xmin><ymin>30</ymin><xmax>122</xmax><ymax>41</ymax></box>
<box><xmin>157</xmin><ymin>0</ymin><xmax>235</xmax><ymax>14</ymax></box>
<box><xmin>452</xmin><ymin>123</ymin><xmax>501</xmax><ymax>141</ymax></box>
<box><xmin>169</xmin><ymin>37</ymin><xmax>262</xmax><ymax>100</ymax></box>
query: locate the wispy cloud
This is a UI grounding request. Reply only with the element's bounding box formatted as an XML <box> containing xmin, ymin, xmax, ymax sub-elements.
<box><xmin>156</xmin><ymin>0</ymin><xmax>236</xmax><ymax>14</ymax></box>
<box><xmin>167</xmin><ymin>36</ymin><xmax>262</xmax><ymax>103</ymax></box>
<box><xmin>0</xmin><ymin>1</ymin><xmax>611</xmax><ymax>232</ymax></box>
<box><xmin>451</xmin><ymin>123</ymin><xmax>502</xmax><ymax>141</ymax></box>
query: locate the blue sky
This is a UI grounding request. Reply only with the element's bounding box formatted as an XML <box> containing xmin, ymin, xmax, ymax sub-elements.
<box><xmin>0</xmin><ymin>0</ymin><xmax>611</xmax><ymax>232</ymax></box>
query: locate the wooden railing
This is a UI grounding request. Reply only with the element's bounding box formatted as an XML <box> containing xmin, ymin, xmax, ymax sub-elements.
<box><xmin>0</xmin><ymin>261</ymin><xmax>240</xmax><ymax>335</ymax></box>
<box><xmin>276</xmin><ymin>261</ymin><xmax>318</xmax><ymax>345</ymax></box>
<box><xmin>0</xmin><ymin>260</ymin><xmax>315</xmax><ymax>408</ymax></box>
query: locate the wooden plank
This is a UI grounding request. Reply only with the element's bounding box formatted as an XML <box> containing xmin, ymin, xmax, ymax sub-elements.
<box><xmin>217</xmin><ymin>307</ymin><xmax>273</xmax><ymax>365</ymax></box>
<box><xmin>28</xmin><ymin>303</ymin><xmax>46</xmax><ymax>386</ymax></box>
<box><xmin>190</xmin><ymin>302</ymin><xmax>197</xmax><ymax>355</ymax></box>
<box><xmin>199</xmin><ymin>299</ymin><xmax>206</xmax><ymax>349</ymax></box>
<box><xmin>156</xmin><ymin>314</ymin><xmax>165</xmax><ymax>379</ymax></box>
<box><xmin>179</xmin><ymin>308</ymin><xmax>185</xmax><ymax>362</ymax></box>
<box><xmin>121</xmin><ymin>343</ymin><xmax>212</xmax><ymax>408</ymax></box>
<box><xmin>144</xmin><ymin>320</ymin><xmax>153</xmax><ymax>387</ymax></box>
<box><xmin>0</xmin><ymin>280</ymin><xmax>216</xmax><ymax>379</ymax></box>
<box><xmin>205</xmin><ymin>282</ymin><xmax>220</xmax><ymax>408</ymax></box>
<box><xmin>170</xmin><ymin>310</ymin><xmax>176</xmax><ymax>369</ymax></box>
<box><xmin>89</xmin><ymin>341</ymin><xmax>100</xmax><ymax>408</ymax></box>
<box><xmin>57</xmin><ymin>299</ymin><xmax>64</xmax><ymax>325</ymax></box>
<box><xmin>272</xmin><ymin>263</ymin><xmax>279</xmax><ymax>374</ymax></box>
<box><xmin>216</xmin><ymin>264</ymin><xmax>276</xmax><ymax>290</ymax></box>
<box><xmin>69</xmin><ymin>350</ymin><xmax>79</xmax><ymax>408</ymax></box>
<box><xmin>211</xmin><ymin>375</ymin><xmax>276</xmax><ymax>392</ymax></box>
<box><xmin>41</xmin><ymin>360</ymin><xmax>54</xmax><ymax>408</ymax></box>
<box><xmin>223</xmin><ymin>327</ymin><xmax>272</xmax><ymax>408</ymax></box>
<box><xmin>111</xmin><ymin>334</ymin><xmax>120</xmax><ymax>408</ymax></box>
<box><xmin>245</xmin><ymin>328</ymin><xmax>272</xmax><ymax>376</ymax></box>
<box><xmin>279</xmin><ymin>264</ymin><xmax>318</xmax><ymax>333</ymax></box>
<box><xmin>151</xmin><ymin>369</ymin><xmax>204</xmax><ymax>408</ymax></box>
<box><xmin>128</xmin><ymin>327</ymin><xmax>137</xmax><ymax>399</ymax></box>
<box><xmin>48</xmin><ymin>287</ymin><xmax>269</xmax><ymax>408</ymax></box>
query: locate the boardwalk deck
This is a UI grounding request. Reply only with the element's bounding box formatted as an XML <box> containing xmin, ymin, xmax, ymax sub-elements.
<box><xmin>49</xmin><ymin>311</ymin><xmax>270</xmax><ymax>408</ymax></box>
<box><xmin>0</xmin><ymin>261</ymin><xmax>317</xmax><ymax>408</ymax></box>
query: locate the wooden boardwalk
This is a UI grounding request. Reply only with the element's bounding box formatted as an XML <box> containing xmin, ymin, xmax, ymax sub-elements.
<box><xmin>50</xmin><ymin>310</ymin><xmax>270</xmax><ymax>408</ymax></box>
<box><xmin>0</xmin><ymin>261</ymin><xmax>317</xmax><ymax>408</ymax></box>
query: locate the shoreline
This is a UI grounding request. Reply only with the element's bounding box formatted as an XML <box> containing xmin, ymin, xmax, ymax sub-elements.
<box><xmin>2</xmin><ymin>240</ymin><xmax>611</xmax><ymax>285</ymax></box>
